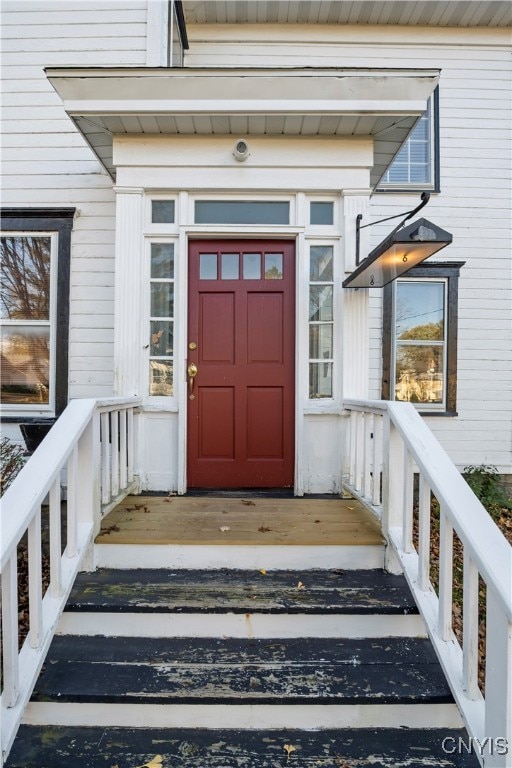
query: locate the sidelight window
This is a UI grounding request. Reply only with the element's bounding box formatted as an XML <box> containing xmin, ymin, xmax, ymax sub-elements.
<box><xmin>309</xmin><ymin>245</ymin><xmax>334</xmax><ymax>399</ymax></box>
<box><xmin>149</xmin><ymin>242</ymin><xmax>174</xmax><ymax>397</ymax></box>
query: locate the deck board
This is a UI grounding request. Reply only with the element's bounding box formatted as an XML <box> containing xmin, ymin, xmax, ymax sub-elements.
<box><xmin>96</xmin><ymin>496</ymin><xmax>383</xmax><ymax>546</ymax></box>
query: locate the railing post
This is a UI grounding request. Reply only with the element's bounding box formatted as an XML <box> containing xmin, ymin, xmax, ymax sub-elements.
<box><xmin>381</xmin><ymin>411</ymin><xmax>404</xmax><ymax>573</ymax></box>
<box><xmin>484</xmin><ymin>590</ymin><xmax>512</xmax><ymax>767</ymax></box>
<box><xmin>1</xmin><ymin>556</ymin><xmax>19</xmax><ymax>707</ymax></box>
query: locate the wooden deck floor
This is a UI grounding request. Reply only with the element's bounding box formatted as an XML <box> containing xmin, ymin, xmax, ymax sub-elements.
<box><xmin>96</xmin><ymin>496</ymin><xmax>383</xmax><ymax>546</ymax></box>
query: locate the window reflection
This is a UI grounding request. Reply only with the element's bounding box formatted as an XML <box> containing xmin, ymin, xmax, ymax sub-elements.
<box><xmin>265</xmin><ymin>253</ymin><xmax>283</xmax><ymax>280</ymax></box>
<box><xmin>243</xmin><ymin>253</ymin><xmax>261</xmax><ymax>280</ymax></box>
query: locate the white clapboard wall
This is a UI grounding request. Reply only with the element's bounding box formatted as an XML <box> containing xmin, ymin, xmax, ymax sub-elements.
<box><xmin>1</xmin><ymin>1</ymin><xmax>148</xmax><ymax>400</ymax></box>
<box><xmin>2</xmin><ymin>7</ymin><xmax>511</xmax><ymax>473</ymax></box>
<box><xmin>186</xmin><ymin>23</ymin><xmax>512</xmax><ymax>473</ymax></box>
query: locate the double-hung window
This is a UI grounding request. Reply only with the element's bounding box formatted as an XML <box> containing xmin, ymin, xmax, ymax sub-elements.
<box><xmin>382</xmin><ymin>262</ymin><xmax>464</xmax><ymax>415</ymax></box>
<box><xmin>0</xmin><ymin>209</ymin><xmax>73</xmax><ymax>418</ymax></box>
<box><xmin>379</xmin><ymin>89</ymin><xmax>439</xmax><ymax>191</ymax></box>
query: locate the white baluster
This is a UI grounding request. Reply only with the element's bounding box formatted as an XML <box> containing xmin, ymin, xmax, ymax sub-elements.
<box><xmin>101</xmin><ymin>411</ymin><xmax>111</xmax><ymax>504</ymax></box>
<box><xmin>28</xmin><ymin>508</ymin><xmax>43</xmax><ymax>649</ymax></box>
<box><xmin>127</xmin><ymin>408</ymin><xmax>134</xmax><ymax>483</ymax></box>
<box><xmin>111</xmin><ymin>409</ymin><xmax>120</xmax><ymax>498</ymax></box>
<box><xmin>462</xmin><ymin>551</ymin><xmax>480</xmax><ymax>700</ymax></box>
<box><xmin>418</xmin><ymin>475</ymin><xmax>431</xmax><ymax>591</ymax></box>
<box><xmin>49</xmin><ymin>476</ymin><xmax>62</xmax><ymax>598</ymax></box>
<box><xmin>438</xmin><ymin>509</ymin><xmax>453</xmax><ymax>641</ymax></box>
<box><xmin>66</xmin><ymin>444</ymin><xmax>78</xmax><ymax>557</ymax></box>
<box><xmin>402</xmin><ymin>447</ymin><xmax>414</xmax><ymax>554</ymax></box>
<box><xmin>371</xmin><ymin>413</ymin><xmax>382</xmax><ymax>506</ymax></box>
<box><xmin>119</xmin><ymin>409</ymin><xmax>128</xmax><ymax>489</ymax></box>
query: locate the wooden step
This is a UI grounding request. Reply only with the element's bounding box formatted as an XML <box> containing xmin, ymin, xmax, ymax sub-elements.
<box><xmin>6</xmin><ymin>725</ymin><xmax>481</xmax><ymax>767</ymax></box>
<box><xmin>66</xmin><ymin>568</ymin><xmax>419</xmax><ymax>615</ymax></box>
<box><xmin>32</xmin><ymin>636</ymin><xmax>452</xmax><ymax>706</ymax></box>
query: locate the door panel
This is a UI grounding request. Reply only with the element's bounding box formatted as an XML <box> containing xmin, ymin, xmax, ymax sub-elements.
<box><xmin>187</xmin><ymin>239</ymin><xmax>295</xmax><ymax>488</ymax></box>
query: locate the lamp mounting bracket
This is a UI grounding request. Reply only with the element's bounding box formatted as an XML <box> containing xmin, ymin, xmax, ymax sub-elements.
<box><xmin>355</xmin><ymin>191</ymin><xmax>431</xmax><ymax>266</ymax></box>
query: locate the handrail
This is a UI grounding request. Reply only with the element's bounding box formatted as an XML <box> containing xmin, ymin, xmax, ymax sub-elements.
<box><xmin>342</xmin><ymin>398</ymin><xmax>512</xmax><ymax>768</ymax></box>
<box><xmin>0</xmin><ymin>396</ymin><xmax>140</xmax><ymax>765</ymax></box>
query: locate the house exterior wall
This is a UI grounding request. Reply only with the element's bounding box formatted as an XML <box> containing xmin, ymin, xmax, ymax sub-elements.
<box><xmin>1</xmin><ymin>5</ymin><xmax>511</xmax><ymax>482</ymax></box>
<box><xmin>185</xmin><ymin>23</ymin><xmax>512</xmax><ymax>474</ymax></box>
<box><xmin>1</xmin><ymin>0</ymin><xmax>149</xmax><ymax>412</ymax></box>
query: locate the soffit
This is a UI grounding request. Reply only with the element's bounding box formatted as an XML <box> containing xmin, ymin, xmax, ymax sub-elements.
<box><xmin>182</xmin><ymin>1</ymin><xmax>511</xmax><ymax>27</ymax></box>
<box><xmin>46</xmin><ymin>67</ymin><xmax>439</xmax><ymax>187</ymax></box>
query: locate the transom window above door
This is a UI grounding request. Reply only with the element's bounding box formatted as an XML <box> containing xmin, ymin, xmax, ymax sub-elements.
<box><xmin>199</xmin><ymin>251</ymin><xmax>284</xmax><ymax>281</ymax></box>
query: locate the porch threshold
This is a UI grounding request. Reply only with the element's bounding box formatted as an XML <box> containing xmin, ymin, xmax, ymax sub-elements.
<box><xmin>95</xmin><ymin>495</ymin><xmax>383</xmax><ymax>547</ymax></box>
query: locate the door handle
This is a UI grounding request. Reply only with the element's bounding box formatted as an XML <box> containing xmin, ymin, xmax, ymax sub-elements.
<box><xmin>187</xmin><ymin>363</ymin><xmax>198</xmax><ymax>399</ymax></box>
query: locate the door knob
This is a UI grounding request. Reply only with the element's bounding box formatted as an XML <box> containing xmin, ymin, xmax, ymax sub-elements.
<box><xmin>187</xmin><ymin>363</ymin><xmax>198</xmax><ymax>399</ymax></box>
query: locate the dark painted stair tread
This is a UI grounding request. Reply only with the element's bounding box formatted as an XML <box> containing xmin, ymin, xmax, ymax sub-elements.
<box><xmin>6</xmin><ymin>726</ymin><xmax>481</xmax><ymax>768</ymax></box>
<box><xmin>32</xmin><ymin>636</ymin><xmax>452</xmax><ymax>705</ymax></box>
<box><xmin>66</xmin><ymin>568</ymin><xmax>418</xmax><ymax>614</ymax></box>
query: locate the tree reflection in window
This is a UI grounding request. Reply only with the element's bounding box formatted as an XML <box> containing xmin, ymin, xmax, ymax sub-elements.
<box><xmin>394</xmin><ymin>281</ymin><xmax>445</xmax><ymax>405</ymax></box>
<box><xmin>1</xmin><ymin>236</ymin><xmax>52</xmax><ymax>404</ymax></box>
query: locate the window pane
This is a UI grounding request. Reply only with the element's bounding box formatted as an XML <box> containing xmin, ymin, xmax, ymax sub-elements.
<box><xmin>195</xmin><ymin>201</ymin><xmax>289</xmax><ymax>225</ymax></box>
<box><xmin>243</xmin><ymin>253</ymin><xmax>261</xmax><ymax>280</ymax></box>
<box><xmin>1</xmin><ymin>236</ymin><xmax>51</xmax><ymax>320</ymax></box>
<box><xmin>199</xmin><ymin>253</ymin><xmax>217</xmax><ymax>280</ymax></box>
<box><xmin>151</xmin><ymin>243</ymin><xmax>174</xmax><ymax>279</ymax></box>
<box><xmin>265</xmin><ymin>253</ymin><xmax>283</xmax><ymax>280</ymax></box>
<box><xmin>221</xmin><ymin>253</ymin><xmax>239</xmax><ymax>280</ymax></box>
<box><xmin>150</xmin><ymin>320</ymin><xmax>173</xmax><ymax>355</ymax></box>
<box><xmin>309</xmin><ymin>324</ymin><xmax>333</xmax><ymax>359</ymax></box>
<box><xmin>149</xmin><ymin>360</ymin><xmax>173</xmax><ymax>396</ymax></box>
<box><xmin>309</xmin><ymin>362</ymin><xmax>333</xmax><ymax>399</ymax></box>
<box><xmin>382</xmin><ymin>99</ymin><xmax>433</xmax><ymax>186</ymax></box>
<box><xmin>395</xmin><ymin>344</ymin><xmax>444</xmax><ymax>404</ymax></box>
<box><xmin>310</xmin><ymin>246</ymin><xmax>333</xmax><ymax>282</ymax></box>
<box><xmin>151</xmin><ymin>200</ymin><xmax>175</xmax><ymax>224</ymax></box>
<box><xmin>310</xmin><ymin>202</ymin><xmax>334</xmax><ymax>225</ymax></box>
<box><xmin>396</xmin><ymin>282</ymin><xmax>444</xmax><ymax>340</ymax></box>
<box><xmin>309</xmin><ymin>285</ymin><xmax>333</xmax><ymax>321</ymax></box>
<box><xmin>0</xmin><ymin>326</ymin><xmax>50</xmax><ymax>404</ymax></box>
<box><xmin>151</xmin><ymin>283</ymin><xmax>174</xmax><ymax>318</ymax></box>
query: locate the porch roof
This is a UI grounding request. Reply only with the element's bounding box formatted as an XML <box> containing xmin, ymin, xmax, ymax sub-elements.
<box><xmin>46</xmin><ymin>66</ymin><xmax>439</xmax><ymax>187</ymax></box>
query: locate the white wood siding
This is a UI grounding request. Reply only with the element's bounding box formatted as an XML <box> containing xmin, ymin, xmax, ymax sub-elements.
<box><xmin>185</xmin><ymin>24</ymin><xmax>512</xmax><ymax>472</ymax></box>
<box><xmin>1</xmin><ymin>1</ymin><xmax>148</xmax><ymax>399</ymax></box>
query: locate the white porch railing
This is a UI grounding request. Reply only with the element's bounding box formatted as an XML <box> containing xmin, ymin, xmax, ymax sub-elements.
<box><xmin>343</xmin><ymin>398</ymin><xmax>512</xmax><ymax>768</ymax></box>
<box><xmin>0</xmin><ymin>397</ymin><xmax>140</xmax><ymax>765</ymax></box>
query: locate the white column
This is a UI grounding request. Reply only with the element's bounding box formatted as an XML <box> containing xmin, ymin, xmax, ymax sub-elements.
<box><xmin>341</xmin><ymin>193</ymin><xmax>370</xmax><ymax>399</ymax></box>
<box><xmin>113</xmin><ymin>187</ymin><xmax>144</xmax><ymax>397</ymax></box>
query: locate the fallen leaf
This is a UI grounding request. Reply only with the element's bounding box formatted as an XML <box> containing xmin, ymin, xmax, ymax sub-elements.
<box><xmin>242</xmin><ymin>499</ymin><xmax>255</xmax><ymax>506</ymax></box>
<box><xmin>219</xmin><ymin>526</ymin><xmax>231</xmax><ymax>532</ymax></box>
<box><xmin>258</xmin><ymin>526</ymin><xmax>271</xmax><ymax>533</ymax></box>
<box><xmin>297</xmin><ymin>581</ymin><xmax>305</xmax><ymax>590</ymax></box>
<box><xmin>284</xmin><ymin>744</ymin><xmax>296</xmax><ymax>763</ymax></box>
<box><xmin>136</xmin><ymin>756</ymin><xmax>164</xmax><ymax>768</ymax></box>
<box><xmin>259</xmin><ymin>569</ymin><xmax>267</xmax><ymax>575</ymax></box>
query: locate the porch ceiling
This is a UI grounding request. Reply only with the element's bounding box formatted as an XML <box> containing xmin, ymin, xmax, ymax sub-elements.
<box><xmin>46</xmin><ymin>67</ymin><xmax>439</xmax><ymax>187</ymax></box>
<box><xmin>182</xmin><ymin>1</ymin><xmax>512</xmax><ymax>27</ymax></box>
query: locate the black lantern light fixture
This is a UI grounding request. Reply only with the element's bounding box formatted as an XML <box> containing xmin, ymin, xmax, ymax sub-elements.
<box><xmin>343</xmin><ymin>192</ymin><xmax>453</xmax><ymax>289</ymax></box>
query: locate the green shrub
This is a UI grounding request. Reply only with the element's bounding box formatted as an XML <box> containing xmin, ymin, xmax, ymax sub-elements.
<box><xmin>463</xmin><ymin>465</ymin><xmax>512</xmax><ymax>521</ymax></box>
<box><xmin>0</xmin><ymin>436</ymin><xmax>25</xmax><ymax>495</ymax></box>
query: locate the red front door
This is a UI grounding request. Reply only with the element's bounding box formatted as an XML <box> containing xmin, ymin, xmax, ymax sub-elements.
<box><xmin>187</xmin><ymin>239</ymin><xmax>295</xmax><ymax>488</ymax></box>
